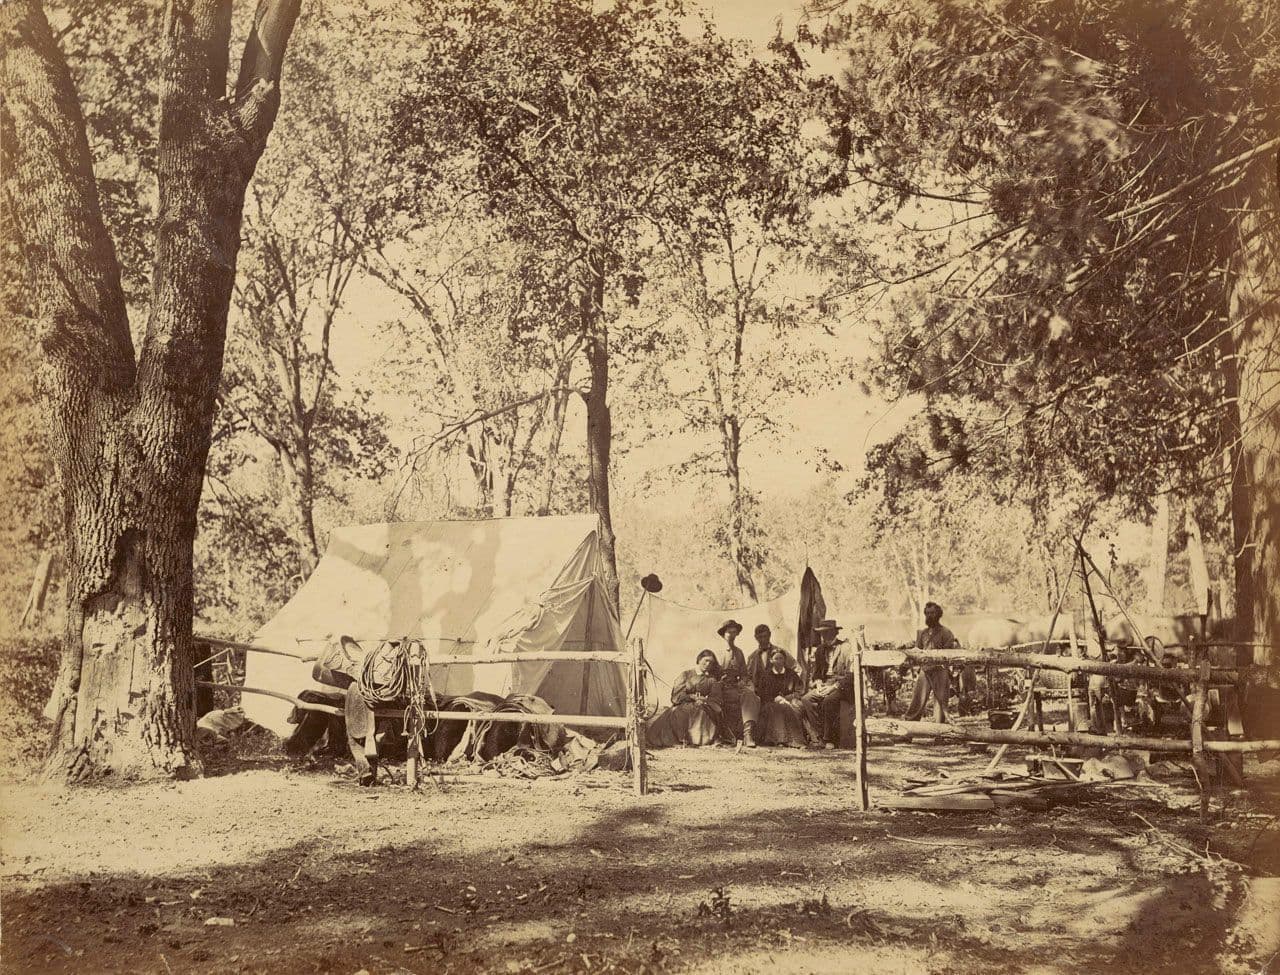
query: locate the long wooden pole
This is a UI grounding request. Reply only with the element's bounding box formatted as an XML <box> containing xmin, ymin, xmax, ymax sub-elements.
<box><xmin>1191</xmin><ymin>646</ymin><xmax>1212</xmax><ymax>820</ymax></box>
<box><xmin>1077</xmin><ymin>547</ymin><xmax>1161</xmax><ymax>666</ymax></box>
<box><xmin>629</xmin><ymin>639</ymin><xmax>648</xmax><ymax>795</ymax></box>
<box><xmin>853</xmin><ymin>642</ymin><xmax>869</xmax><ymax>811</ymax></box>
<box><xmin>866</xmin><ymin>716</ymin><xmax>1280</xmax><ymax>753</ymax></box>
<box><xmin>195</xmin><ymin>681</ymin><xmax>342</xmax><ymax>716</ymax></box>
<box><xmin>378</xmin><ymin>708</ymin><xmax>629</xmax><ymax>730</ymax></box>
<box><xmin>195</xmin><ymin>634</ymin><xmax>629</xmax><ymax>665</ymax></box>
<box><xmin>194</xmin><ymin>635</ymin><xmax>317</xmax><ymax>661</ymax></box>
<box><xmin>860</xmin><ymin>648</ymin><xmax>1237</xmax><ymax>683</ymax></box>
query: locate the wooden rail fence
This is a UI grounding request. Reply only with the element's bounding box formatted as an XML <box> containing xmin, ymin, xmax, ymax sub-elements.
<box><xmin>195</xmin><ymin>635</ymin><xmax>649</xmax><ymax>795</ymax></box>
<box><xmin>852</xmin><ymin>643</ymin><xmax>1278</xmax><ymax>819</ymax></box>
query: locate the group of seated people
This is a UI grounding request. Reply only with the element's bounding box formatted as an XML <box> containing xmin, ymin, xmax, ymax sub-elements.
<box><xmin>648</xmin><ymin>617</ymin><xmax>858</xmax><ymax>749</ymax></box>
<box><xmin>647</xmin><ymin>601</ymin><xmax>974</xmax><ymax>750</ymax></box>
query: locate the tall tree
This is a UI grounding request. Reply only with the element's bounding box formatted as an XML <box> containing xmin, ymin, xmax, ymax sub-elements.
<box><xmin>645</xmin><ymin>49</ymin><xmax>833</xmax><ymax>601</ymax></box>
<box><xmin>367</xmin><ymin>223</ymin><xmax>579</xmax><ymax>520</ymax></box>
<box><xmin>390</xmin><ymin>0</ymin><xmax>743</xmax><ymax>607</ymax></box>
<box><xmin>1</xmin><ymin>0</ymin><xmax>302</xmax><ymax>779</ymax></box>
<box><xmin>819</xmin><ymin>0</ymin><xmax>1279</xmax><ymax>658</ymax></box>
<box><xmin>219</xmin><ymin>23</ymin><xmax>395</xmax><ymax>574</ymax></box>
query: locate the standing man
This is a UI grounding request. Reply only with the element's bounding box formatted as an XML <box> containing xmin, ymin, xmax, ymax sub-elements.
<box><xmin>903</xmin><ymin>601</ymin><xmax>961</xmax><ymax>723</ymax></box>
<box><xmin>800</xmin><ymin>619</ymin><xmax>852</xmax><ymax>748</ymax></box>
<box><xmin>746</xmin><ymin>623</ymin><xmax>802</xmax><ymax>689</ymax></box>
<box><xmin>715</xmin><ymin>619</ymin><xmax>760</xmax><ymax>747</ymax></box>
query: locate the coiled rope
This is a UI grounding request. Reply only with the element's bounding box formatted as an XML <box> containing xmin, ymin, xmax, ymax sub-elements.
<box><xmin>356</xmin><ymin>640</ymin><xmax>411</xmax><ymax>709</ymax></box>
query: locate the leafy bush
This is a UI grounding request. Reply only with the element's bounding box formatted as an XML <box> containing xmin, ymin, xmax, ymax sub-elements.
<box><xmin>0</xmin><ymin>636</ymin><xmax>59</xmax><ymax>779</ymax></box>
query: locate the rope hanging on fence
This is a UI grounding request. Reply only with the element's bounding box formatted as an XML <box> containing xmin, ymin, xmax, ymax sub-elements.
<box><xmin>403</xmin><ymin>638</ymin><xmax>439</xmax><ymax>747</ymax></box>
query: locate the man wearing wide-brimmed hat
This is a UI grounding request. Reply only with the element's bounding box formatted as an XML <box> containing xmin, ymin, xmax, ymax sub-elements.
<box><xmin>713</xmin><ymin>619</ymin><xmax>759</xmax><ymax>747</ymax></box>
<box><xmin>800</xmin><ymin>619</ymin><xmax>853</xmax><ymax>748</ymax></box>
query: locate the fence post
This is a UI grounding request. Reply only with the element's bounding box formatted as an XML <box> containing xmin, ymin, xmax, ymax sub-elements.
<box><xmin>853</xmin><ymin>640</ymin><xmax>869</xmax><ymax>811</ymax></box>
<box><xmin>1191</xmin><ymin>642</ymin><xmax>1212</xmax><ymax>821</ymax></box>
<box><xmin>630</xmin><ymin>638</ymin><xmax>648</xmax><ymax>796</ymax></box>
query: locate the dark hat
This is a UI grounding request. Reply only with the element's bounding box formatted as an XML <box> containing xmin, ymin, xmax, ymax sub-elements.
<box><xmin>717</xmin><ymin>619</ymin><xmax>743</xmax><ymax>637</ymax></box>
<box><xmin>813</xmin><ymin>619</ymin><xmax>842</xmax><ymax>633</ymax></box>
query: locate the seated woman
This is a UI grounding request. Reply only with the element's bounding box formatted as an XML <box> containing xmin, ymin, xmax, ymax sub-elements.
<box><xmin>647</xmin><ymin>649</ymin><xmax>723</xmax><ymax>747</ymax></box>
<box><xmin>755</xmin><ymin>650</ymin><xmax>807</xmax><ymax>747</ymax></box>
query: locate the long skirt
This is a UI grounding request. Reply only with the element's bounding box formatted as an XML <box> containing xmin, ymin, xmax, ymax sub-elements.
<box><xmin>647</xmin><ymin>702</ymin><xmax>719</xmax><ymax>748</ymax></box>
<box><xmin>759</xmin><ymin>699</ymin><xmax>807</xmax><ymax>747</ymax></box>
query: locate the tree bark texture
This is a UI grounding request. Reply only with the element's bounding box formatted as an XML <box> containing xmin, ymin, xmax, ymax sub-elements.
<box><xmin>1</xmin><ymin>0</ymin><xmax>301</xmax><ymax>781</ymax></box>
<box><xmin>1227</xmin><ymin>162</ymin><xmax>1280</xmax><ymax>667</ymax></box>
<box><xmin>580</xmin><ymin>262</ymin><xmax>619</xmax><ymax>612</ymax></box>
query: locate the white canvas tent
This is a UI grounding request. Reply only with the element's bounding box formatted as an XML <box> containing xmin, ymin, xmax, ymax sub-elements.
<box><xmin>242</xmin><ymin>515</ymin><xmax>628</xmax><ymax>738</ymax></box>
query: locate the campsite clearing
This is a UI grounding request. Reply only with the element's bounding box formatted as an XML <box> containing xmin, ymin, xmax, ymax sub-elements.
<box><xmin>3</xmin><ymin>743</ymin><xmax>1278</xmax><ymax>974</ymax></box>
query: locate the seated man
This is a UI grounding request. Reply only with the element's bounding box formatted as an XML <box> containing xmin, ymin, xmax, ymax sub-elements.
<box><xmin>755</xmin><ymin>649</ymin><xmax>807</xmax><ymax>747</ymax></box>
<box><xmin>800</xmin><ymin>619</ymin><xmax>853</xmax><ymax>748</ymax></box>
<box><xmin>903</xmin><ymin>601</ymin><xmax>961</xmax><ymax>723</ymax></box>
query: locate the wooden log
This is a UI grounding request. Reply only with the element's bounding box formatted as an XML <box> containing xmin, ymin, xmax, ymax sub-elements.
<box><xmin>866</xmin><ymin>716</ymin><xmax>1280</xmax><ymax>753</ymax></box>
<box><xmin>860</xmin><ymin>647</ymin><xmax>1235</xmax><ymax>684</ymax></box>
<box><xmin>853</xmin><ymin>644</ymin><xmax>869</xmax><ymax>811</ymax></box>
<box><xmin>879</xmin><ymin>793</ymin><xmax>996</xmax><ymax>811</ymax></box>
<box><xmin>195</xmin><ymin>681</ymin><xmax>343</xmax><ymax>716</ymax></box>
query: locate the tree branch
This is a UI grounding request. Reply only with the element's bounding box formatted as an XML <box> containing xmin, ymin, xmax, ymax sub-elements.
<box><xmin>1</xmin><ymin>0</ymin><xmax>135</xmax><ymax>389</ymax></box>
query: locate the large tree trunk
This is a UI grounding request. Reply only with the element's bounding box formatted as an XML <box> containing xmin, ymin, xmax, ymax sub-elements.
<box><xmin>580</xmin><ymin>264</ymin><xmax>619</xmax><ymax>612</ymax></box>
<box><xmin>722</xmin><ymin>415</ymin><xmax>758</xmax><ymax>602</ymax></box>
<box><xmin>2</xmin><ymin>0</ymin><xmax>300</xmax><ymax>781</ymax></box>
<box><xmin>1227</xmin><ymin>163</ymin><xmax>1280</xmax><ymax>667</ymax></box>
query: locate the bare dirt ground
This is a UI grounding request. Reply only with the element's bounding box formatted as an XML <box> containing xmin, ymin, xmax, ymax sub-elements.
<box><xmin>3</xmin><ymin>737</ymin><xmax>1280</xmax><ymax>975</ymax></box>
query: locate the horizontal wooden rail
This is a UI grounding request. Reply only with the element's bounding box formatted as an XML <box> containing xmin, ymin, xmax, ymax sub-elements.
<box><xmin>194</xmin><ymin>635</ymin><xmax>317</xmax><ymax>662</ymax></box>
<box><xmin>196</xmin><ymin>681</ymin><xmax>342</xmax><ymax>716</ymax></box>
<box><xmin>860</xmin><ymin>647</ymin><xmax>1239</xmax><ymax>684</ymax></box>
<box><xmin>412</xmin><ymin>651</ymin><xmax>628</xmax><ymax>665</ymax></box>
<box><xmin>371</xmin><ymin>708</ymin><xmax>629</xmax><ymax>730</ymax></box>
<box><xmin>194</xmin><ymin>634</ymin><xmax>625</xmax><ymax>666</ymax></box>
<box><xmin>865</xmin><ymin>717</ymin><xmax>1280</xmax><ymax>754</ymax></box>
